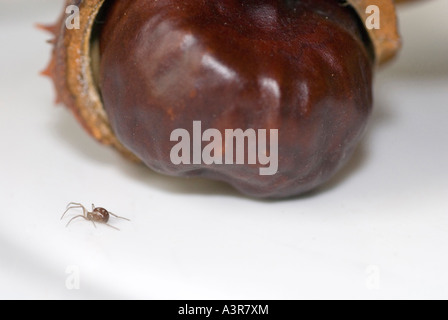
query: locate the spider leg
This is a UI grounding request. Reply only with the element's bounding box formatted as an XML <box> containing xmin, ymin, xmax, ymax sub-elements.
<box><xmin>65</xmin><ymin>215</ymin><xmax>88</xmax><ymax>228</ymax></box>
<box><xmin>61</xmin><ymin>204</ymin><xmax>87</xmax><ymax>220</ymax></box>
<box><xmin>67</xmin><ymin>202</ymin><xmax>84</xmax><ymax>209</ymax></box>
<box><xmin>104</xmin><ymin>223</ymin><xmax>120</xmax><ymax>231</ymax></box>
<box><xmin>108</xmin><ymin>212</ymin><xmax>131</xmax><ymax>221</ymax></box>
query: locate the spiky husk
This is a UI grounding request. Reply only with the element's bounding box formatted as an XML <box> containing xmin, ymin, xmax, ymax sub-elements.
<box><xmin>41</xmin><ymin>0</ymin><xmax>138</xmax><ymax>161</ymax></box>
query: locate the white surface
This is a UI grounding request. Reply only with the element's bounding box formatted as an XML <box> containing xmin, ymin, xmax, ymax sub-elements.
<box><xmin>0</xmin><ymin>0</ymin><xmax>447</xmax><ymax>300</ymax></box>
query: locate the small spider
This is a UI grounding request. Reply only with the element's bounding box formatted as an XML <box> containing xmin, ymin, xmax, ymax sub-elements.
<box><xmin>61</xmin><ymin>202</ymin><xmax>130</xmax><ymax>230</ymax></box>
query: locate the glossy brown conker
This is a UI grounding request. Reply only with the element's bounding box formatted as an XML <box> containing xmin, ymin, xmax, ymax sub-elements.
<box><xmin>97</xmin><ymin>0</ymin><xmax>373</xmax><ymax>198</ymax></box>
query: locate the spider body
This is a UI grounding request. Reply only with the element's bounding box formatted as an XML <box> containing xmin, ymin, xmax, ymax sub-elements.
<box><xmin>88</xmin><ymin>207</ymin><xmax>110</xmax><ymax>223</ymax></box>
<box><xmin>61</xmin><ymin>203</ymin><xmax>130</xmax><ymax>230</ymax></box>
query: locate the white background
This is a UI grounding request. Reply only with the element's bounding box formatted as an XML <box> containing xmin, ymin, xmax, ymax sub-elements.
<box><xmin>0</xmin><ymin>0</ymin><xmax>447</xmax><ymax>299</ymax></box>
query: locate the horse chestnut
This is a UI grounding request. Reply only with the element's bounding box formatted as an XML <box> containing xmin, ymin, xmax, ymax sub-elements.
<box><xmin>43</xmin><ymin>0</ymin><xmax>401</xmax><ymax>198</ymax></box>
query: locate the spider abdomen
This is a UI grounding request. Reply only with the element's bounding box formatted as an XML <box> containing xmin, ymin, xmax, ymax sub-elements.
<box><xmin>89</xmin><ymin>208</ymin><xmax>110</xmax><ymax>223</ymax></box>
